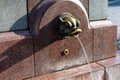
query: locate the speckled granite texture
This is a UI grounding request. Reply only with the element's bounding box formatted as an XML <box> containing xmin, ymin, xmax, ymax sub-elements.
<box><xmin>0</xmin><ymin>31</ymin><xmax>34</xmax><ymax>80</ymax></box>
<box><xmin>27</xmin><ymin>63</ymin><xmax>104</xmax><ymax>80</ymax></box>
<box><xmin>0</xmin><ymin>0</ymin><xmax>119</xmax><ymax>80</ymax></box>
<box><xmin>90</xmin><ymin>20</ymin><xmax>117</xmax><ymax>61</ymax></box>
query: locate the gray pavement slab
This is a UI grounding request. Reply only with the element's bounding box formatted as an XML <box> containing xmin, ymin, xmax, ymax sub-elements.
<box><xmin>0</xmin><ymin>0</ymin><xmax>27</xmax><ymax>32</ymax></box>
<box><xmin>108</xmin><ymin>0</ymin><xmax>120</xmax><ymax>35</ymax></box>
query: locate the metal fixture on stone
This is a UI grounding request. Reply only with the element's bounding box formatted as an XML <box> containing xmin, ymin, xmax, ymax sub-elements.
<box><xmin>56</xmin><ymin>12</ymin><xmax>82</xmax><ymax>38</ymax></box>
<box><xmin>32</xmin><ymin>0</ymin><xmax>92</xmax><ymax>76</ymax></box>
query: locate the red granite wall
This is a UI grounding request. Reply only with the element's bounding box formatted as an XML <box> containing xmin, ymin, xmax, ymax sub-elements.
<box><xmin>0</xmin><ymin>31</ymin><xmax>34</xmax><ymax>80</ymax></box>
<box><xmin>0</xmin><ymin>0</ymin><xmax>118</xmax><ymax>80</ymax></box>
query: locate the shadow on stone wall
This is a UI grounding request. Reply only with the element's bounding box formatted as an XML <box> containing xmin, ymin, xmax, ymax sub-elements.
<box><xmin>0</xmin><ymin>25</ymin><xmax>58</xmax><ymax>79</ymax></box>
<box><xmin>0</xmin><ymin>31</ymin><xmax>34</xmax><ymax>79</ymax></box>
<box><xmin>0</xmin><ymin>3</ymin><xmax>59</xmax><ymax>78</ymax></box>
<box><xmin>10</xmin><ymin>15</ymin><xmax>28</xmax><ymax>31</ymax></box>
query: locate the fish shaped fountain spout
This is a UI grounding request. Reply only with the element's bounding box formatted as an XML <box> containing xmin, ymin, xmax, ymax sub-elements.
<box><xmin>57</xmin><ymin>12</ymin><xmax>82</xmax><ymax>39</ymax></box>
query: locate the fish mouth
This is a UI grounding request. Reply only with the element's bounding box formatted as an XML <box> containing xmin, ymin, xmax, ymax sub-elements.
<box><xmin>68</xmin><ymin>29</ymin><xmax>82</xmax><ymax>36</ymax></box>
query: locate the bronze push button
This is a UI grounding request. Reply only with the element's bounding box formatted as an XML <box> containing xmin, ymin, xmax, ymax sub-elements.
<box><xmin>61</xmin><ymin>49</ymin><xmax>70</xmax><ymax>56</ymax></box>
<box><xmin>64</xmin><ymin>49</ymin><xmax>69</xmax><ymax>56</ymax></box>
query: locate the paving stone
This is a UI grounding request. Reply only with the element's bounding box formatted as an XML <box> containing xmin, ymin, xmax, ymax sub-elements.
<box><xmin>0</xmin><ymin>0</ymin><xmax>27</xmax><ymax>32</ymax></box>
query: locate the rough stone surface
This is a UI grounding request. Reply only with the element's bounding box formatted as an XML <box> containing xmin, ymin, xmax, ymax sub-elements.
<box><xmin>26</xmin><ymin>63</ymin><xmax>104</xmax><ymax>80</ymax></box>
<box><xmin>0</xmin><ymin>0</ymin><xmax>27</xmax><ymax>32</ymax></box>
<box><xmin>0</xmin><ymin>31</ymin><xmax>34</xmax><ymax>80</ymax></box>
<box><xmin>90</xmin><ymin>20</ymin><xmax>117</xmax><ymax>61</ymax></box>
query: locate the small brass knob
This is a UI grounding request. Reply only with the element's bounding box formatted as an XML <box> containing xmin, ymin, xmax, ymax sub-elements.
<box><xmin>64</xmin><ymin>49</ymin><xmax>69</xmax><ymax>56</ymax></box>
<box><xmin>61</xmin><ymin>49</ymin><xmax>70</xmax><ymax>56</ymax></box>
<box><xmin>57</xmin><ymin>12</ymin><xmax>82</xmax><ymax>38</ymax></box>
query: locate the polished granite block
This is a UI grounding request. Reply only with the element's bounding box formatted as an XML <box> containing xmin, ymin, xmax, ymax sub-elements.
<box><xmin>0</xmin><ymin>0</ymin><xmax>27</xmax><ymax>32</ymax></box>
<box><xmin>0</xmin><ymin>31</ymin><xmax>34</xmax><ymax>80</ymax></box>
<box><xmin>27</xmin><ymin>0</ymin><xmax>88</xmax><ymax>31</ymax></box>
<box><xmin>33</xmin><ymin>0</ymin><xmax>93</xmax><ymax>77</ymax></box>
<box><xmin>26</xmin><ymin>63</ymin><xmax>104</xmax><ymax>80</ymax></box>
<box><xmin>79</xmin><ymin>0</ymin><xmax>88</xmax><ymax>12</ymax></box>
<box><xmin>28</xmin><ymin>0</ymin><xmax>88</xmax><ymax>12</ymax></box>
<box><xmin>90</xmin><ymin>20</ymin><xmax>117</xmax><ymax>61</ymax></box>
<box><xmin>97</xmin><ymin>55</ymin><xmax>120</xmax><ymax>80</ymax></box>
<box><xmin>28</xmin><ymin>0</ymin><xmax>108</xmax><ymax>21</ymax></box>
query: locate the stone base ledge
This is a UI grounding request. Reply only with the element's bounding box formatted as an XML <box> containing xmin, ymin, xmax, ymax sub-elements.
<box><xmin>26</xmin><ymin>63</ymin><xmax>104</xmax><ymax>80</ymax></box>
